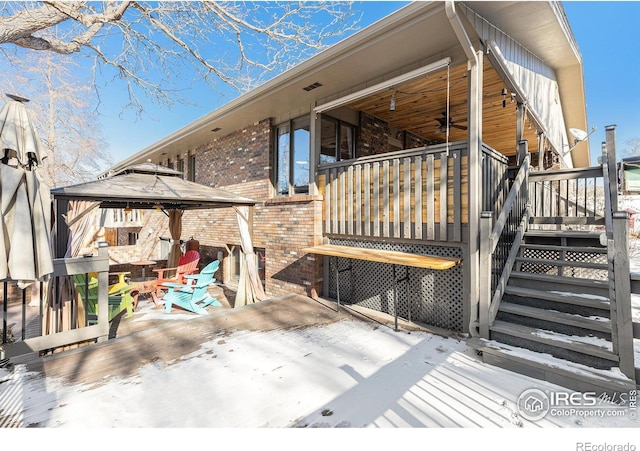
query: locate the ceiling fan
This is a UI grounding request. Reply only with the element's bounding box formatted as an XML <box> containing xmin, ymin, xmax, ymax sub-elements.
<box><xmin>435</xmin><ymin>112</ymin><xmax>467</xmax><ymax>133</ymax></box>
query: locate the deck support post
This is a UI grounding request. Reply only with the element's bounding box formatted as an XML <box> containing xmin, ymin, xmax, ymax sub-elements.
<box><xmin>479</xmin><ymin>212</ymin><xmax>493</xmax><ymax>339</ymax></box>
<box><xmin>517</xmin><ymin>139</ymin><xmax>529</xmax><ymax>168</ymax></box>
<box><xmin>612</xmin><ymin>212</ymin><xmax>635</xmax><ymax>382</ymax></box>
<box><xmin>465</xmin><ymin>49</ymin><xmax>483</xmax><ymax>336</ymax></box>
<box><xmin>605</xmin><ymin>125</ymin><xmax>619</xmax><ymax>212</ymax></box>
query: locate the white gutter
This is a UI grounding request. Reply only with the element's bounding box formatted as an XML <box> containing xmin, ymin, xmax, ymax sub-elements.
<box><xmin>446</xmin><ymin>0</ymin><xmax>481</xmax><ymax>337</ymax></box>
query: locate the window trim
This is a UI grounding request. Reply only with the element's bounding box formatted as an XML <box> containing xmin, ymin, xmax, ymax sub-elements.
<box><xmin>321</xmin><ymin>115</ymin><xmax>358</xmax><ymax>164</ymax></box>
<box><xmin>274</xmin><ymin>115</ymin><xmax>311</xmax><ymax>197</ymax></box>
<box><xmin>188</xmin><ymin>154</ymin><xmax>196</xmax><ymax>182</ymax></box>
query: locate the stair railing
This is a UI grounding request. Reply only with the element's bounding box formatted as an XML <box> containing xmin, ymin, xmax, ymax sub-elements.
<box><xmin>602</xmin><ymin>125</ymin><xmax>635</xmax><ymax>382</ymax></box>
<box><xmin>478</xmin><ymin>154</ymin><xmax>530</xmax><ymax>338</ymax></box>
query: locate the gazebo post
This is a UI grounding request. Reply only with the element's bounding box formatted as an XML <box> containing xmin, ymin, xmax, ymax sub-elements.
<box><xmin>55</xmin><ymin>198</ymin><xmax>70</xmax><ymax>259</ymax></box>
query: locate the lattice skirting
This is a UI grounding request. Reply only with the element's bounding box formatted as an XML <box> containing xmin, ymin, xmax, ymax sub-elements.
<box><xmin>519</xmin><ymin>248</ymin><xmax>608</xmax><ymax>280</ymax></box>
<box><xmin>327</xmin><ymin>238</ymin><xmax>464</xmax><ymax>331</ymax></box>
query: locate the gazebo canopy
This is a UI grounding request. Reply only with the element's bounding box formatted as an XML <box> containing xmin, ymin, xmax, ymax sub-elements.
<box><xmin>50</xmin><ymin>163</ymin><xmax>257</xmax><ymax>210</ymax></box>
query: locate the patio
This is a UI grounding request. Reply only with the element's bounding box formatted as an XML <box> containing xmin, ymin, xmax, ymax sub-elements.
<box><xmin>6</xmin><ymin>293</ymin><xmax>366</xmax><ymax>388</ymax></box>
<box><xmin>1</xmin><ymin>292</ymin><xmax>638</xmax><ymax>431</ymax></box>
<box><xmin>3</xmin><ymin>277</ymin><xmax>236</xmax><ymax>344</ymax></box>
<box><xmin>0</xmin><ymin>162</ymin><xmax>266</xmax><ymax>360</ymax></box>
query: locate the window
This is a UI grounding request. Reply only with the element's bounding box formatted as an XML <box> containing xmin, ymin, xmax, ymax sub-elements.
<box><xmin>276</xmin><ymin>116</ymin><xmax>310</xmax><ymax>195</ymax></box>
<box><xmin>320</xmin><ymin>116</ymin><xmax>356</xmax><ymax>165</ymax></box>
<box><xmin>177</xmin><ymin>158</ymin><xmax>185</xmax><ymax>178</ymax></box>
<box><xmin>188</xmin><ymin>154</ymin><xmax>196</xmax><ymax>181</ymax></box>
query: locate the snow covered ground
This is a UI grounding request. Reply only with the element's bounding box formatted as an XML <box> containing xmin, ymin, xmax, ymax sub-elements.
<box><xmin>1</xmin><ymin>308</ymin><xmax>639</xmax><ymax>448</ymax></box>
<box><xmin>1</xmin><ymin>240</ymin><xmax>639</xmax><ymax>447</ymax></box>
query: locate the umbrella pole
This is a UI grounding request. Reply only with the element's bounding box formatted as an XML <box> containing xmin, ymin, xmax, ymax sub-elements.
<box><xmin>2</xmin><ymin>281</ymin><xmax>6</xmax><ymax>344</ymax></box>
<box><xmin>21</xmin><ymin>287</ymin><xmax>26</xmax><ymax>341</ymax></box>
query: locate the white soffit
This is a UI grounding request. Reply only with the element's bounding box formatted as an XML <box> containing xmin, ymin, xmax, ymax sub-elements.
<box><xmin>313</xmin><ymin>57</ymin><xmax>452</xmax><ymax>115</ymax></box>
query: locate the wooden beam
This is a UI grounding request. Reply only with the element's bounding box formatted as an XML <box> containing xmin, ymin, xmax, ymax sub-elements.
<box><xmin>301</xmin><ymin>244</ymin><xmax>460</xmax><ymax>270</ymax></box>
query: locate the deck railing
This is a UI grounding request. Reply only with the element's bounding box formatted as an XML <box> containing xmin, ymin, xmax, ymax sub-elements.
<box><xmin>478</xmin><ymin>155</ymin><xmax>530</xmax><ymax>337</ymax></box>
<box><xmin>528</xmin><ymin>166</ymin><xmax>605</xmax><ymax>229</ymax></box>
<box><xmin>317</xmin><ymin>141</ymin><xmax>510</xmax><ymax>245</ymax></box>
<box><xmin>1</xmin><ymin>246</ymin><xmax>111</xmax><ymax>359</ymax></box>
<box><xmin>318</xmin><ymin>142</ymin><xmax>472</xmax><ymax>243</ymax></box>
<box><xmin>481</xmin><ymin>144</ymin><xmax>510</xmax><ymax>224</ymax></box>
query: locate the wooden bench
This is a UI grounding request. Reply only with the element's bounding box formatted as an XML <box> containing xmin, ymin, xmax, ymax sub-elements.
<box><xmin>301</xmin><ymin>244</ymin><xmax>461</xmax><ymax>329</ymax></box>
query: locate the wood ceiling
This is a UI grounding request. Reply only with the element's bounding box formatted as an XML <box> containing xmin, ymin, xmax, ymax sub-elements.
<box><xmin>347</xmin><ymin>59</ymin><xmax>540</xmax><ymax>157</ymax></box>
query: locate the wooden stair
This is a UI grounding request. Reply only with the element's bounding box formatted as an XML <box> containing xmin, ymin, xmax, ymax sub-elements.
<box><xmin>469</xmin><ymin>228</ymin><xmax>636</xmax><ymax>395</ymax></box>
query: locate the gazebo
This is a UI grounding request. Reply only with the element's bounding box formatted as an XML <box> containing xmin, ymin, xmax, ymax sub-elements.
<box><xmin>50</xmin><ymin>163</ymin><xmax>266</xmax><ymax>305</ymax></box>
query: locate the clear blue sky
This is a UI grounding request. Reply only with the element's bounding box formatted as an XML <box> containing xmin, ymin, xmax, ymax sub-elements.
<box><xmin>101</xmin><ymin>1</ymin><xmax>640</xmax><ymax>167</ymax></box>
<box><xmin>563</xmin><ymin>1</ymin><xmax>640</xmax><ymax>164</ymax></box>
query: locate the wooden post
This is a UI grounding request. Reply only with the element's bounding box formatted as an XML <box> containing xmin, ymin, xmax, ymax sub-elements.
<box><xmin>537</xmin><ymin>133</ymin><xmax>544</xmax><ymax>170</ymax></box>
<box><xmin>517</xmin><ymin>139</ymin><xmax>528</xmax><ymax>168</ymax></box>
<box><xmin>465</xmin><ymin>49</ymin><xmax>483</xmax><ymax>335</ymax></box>
<box><xmin>612</xmin><ymin>212</ymin><xmax>635</xmax><ymax>381</ymax></box>
<box><xmin>309</xmin><ymin>112</ymin><xmax>322</xmax><ymax>196</ymax></box>
<box><xmin>96</xmin><ymin>242</ymin><xmax>110</xmax><ymax>342</ymax></box>
<box><xmin>605</xmin><ymin>125</ymin><xmax>619</xmax><ymax>211</ymax></box>
<box><xmin>479</xmin><ymin>211</ymin><xmax>493</xmax><ymax>338</ymax></box>
<box><xmin>515</xmin><ymin>103</ymin><xmax>525</xmax><ymax>164</ymax></box>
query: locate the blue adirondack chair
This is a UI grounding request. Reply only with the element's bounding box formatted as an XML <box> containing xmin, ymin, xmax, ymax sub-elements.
<box><xmin>163</xmin><ymin>260</ymin><xmax>222</xmax><ymax>314</ymax></box>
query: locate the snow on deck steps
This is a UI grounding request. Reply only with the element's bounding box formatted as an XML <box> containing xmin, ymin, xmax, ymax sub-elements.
<box><xmin>468</xmin><ymin>337</ymin><xmax>636</xmax><ymax>395</ymax></box>
<box><xmin>503</xmin><ymin>285</ymin><xmax>610</xmax><ymax>310</ymax></box>
<box><xmin>490</xmin><ymin>320</ymin><xmax>618</xmax><ymax>363</ymax></box>
<box><xmin>498</xmin><ymin>303</ymin><xmax>612</xmax><ymax>333</ymax></box>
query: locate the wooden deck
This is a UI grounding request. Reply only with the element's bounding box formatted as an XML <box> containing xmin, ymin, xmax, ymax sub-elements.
<box><xmin>11</xmin><ymin>292</ymin><xmax>359</xmax><ymax>386</ymax></box>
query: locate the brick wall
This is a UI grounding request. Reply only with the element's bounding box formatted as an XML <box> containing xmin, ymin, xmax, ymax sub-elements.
<box><xmin>88</xmin><ymin>113</ymin><xmax>433</xmax><ymax>299</ymax></box>
<box><xmin>107</xmin><ymin>211</ymin><xmax>168</xmax><ymax>265</ymax></box>
<box><xmin>357</xmin><ymin>112</ymin><xmax>430</xmax><ymax>157</ymax></box>
<box><xmin>177</xmin><ymin>119</ymin><xmax>324</xmax><ymax>299</ymax></box>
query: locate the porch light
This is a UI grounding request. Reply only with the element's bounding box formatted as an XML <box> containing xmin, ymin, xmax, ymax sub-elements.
<box><xmin>124</xmin><ymin>203</ymin><xmax>132</xmax><ymax>213</ymax></box>
<box><xmin>390</xmin><ymin>92</ymin><xmax>396</xmax><ymax>111</ymax></box>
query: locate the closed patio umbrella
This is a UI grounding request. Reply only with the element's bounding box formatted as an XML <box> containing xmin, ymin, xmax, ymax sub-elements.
<box><xmin>167</xmin><ymin>209</ymin><xmax>183</xmax><ymax>269</ymax></box>
<box><xmin>0</xmin><ymin>94</ymin><xmax>53</xmax><ymax>287</ymax></box>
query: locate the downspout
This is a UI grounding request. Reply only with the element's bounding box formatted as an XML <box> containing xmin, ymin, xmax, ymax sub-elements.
<box><xmin>446</xmin><ymin>1</ymin><xmax>482</xmax><ymax>337</ymax></box>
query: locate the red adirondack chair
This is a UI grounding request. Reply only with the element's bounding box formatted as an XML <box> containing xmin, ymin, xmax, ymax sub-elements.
<box><xmin>154</xmin><ymin>250</ymin><xmax>200</xmax><ymax>298</ymax></box>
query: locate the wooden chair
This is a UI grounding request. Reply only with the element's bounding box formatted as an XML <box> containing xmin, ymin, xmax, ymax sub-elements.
<box><xmin>163</xmin><ymin>260</ymin><xmax>221</xmax><ymax>315</ymax></box>
<box><xmin>153</xmin><ymin>250</ymin><xmax>200</xmax><ymax>298</ymax></box>
<box><xmin>73</xmin><ymin>274</ymin><xmax>134</xmax><ymax>324</ymax></box>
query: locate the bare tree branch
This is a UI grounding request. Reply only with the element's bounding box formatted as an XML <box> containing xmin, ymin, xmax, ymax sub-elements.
<box><xmin>0</xmin><ymin>1</ymin><xmax>360</xmax><ymax>114</ymax></box>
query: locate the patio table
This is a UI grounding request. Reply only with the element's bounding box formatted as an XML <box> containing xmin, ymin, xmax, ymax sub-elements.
<box><xmin>130</xmin><ymin>277</ymin><xmax>160</xmax><ymax>309</ymax></box>
<box><xmin>131</xmin><ymin>260</ymin><xmax>156</xmax><ymax>279</ymax></box>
